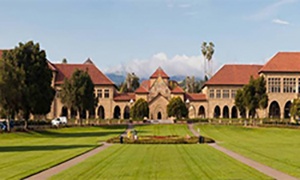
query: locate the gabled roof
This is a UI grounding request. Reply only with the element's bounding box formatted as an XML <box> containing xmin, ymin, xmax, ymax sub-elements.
<box><xmin>205</xmin><ymin>64</ymin><xmax>263</xmax><ymax>86</ymax></box>
<box><xmin>150</xmin><ymin>67</ymin><xmax>169</xmax><ymax>79</ymax></box>
<box><xmin>260</xmin><ymin>52</ymin><xmax>300</xmax><ymax>73</ymax></box>
<box><xmin>84</xmin><ymin>58</ymin><xmax>94</xmax><ymax>65</ymax></box>
<box><xmin>185</xmin><ymin>93</ymin><xmax>206</xmax><ymax>101</ymax></box>
<box><xmin>135</xmin><ymin>86</ymin><xmax>149</xmax><ymax>94</ymax></box>
<box><xmin>171</xmin><ymin>86</ymin><xmax>185</xmax><ymax>94</ymax></box>
<box><xmin>53</xmin><ymin>63</ymin><xmax>114</xmax><ymax>85</ymax></box>
<box><xmin>114</xmin><ymin>93</ymin><xmax>135</xmax><ymax>101</ymax></box>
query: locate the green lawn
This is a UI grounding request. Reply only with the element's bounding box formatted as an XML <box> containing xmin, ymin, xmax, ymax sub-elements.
<box><xmin>51</xmin><ymin>144</ymin><xmax>271</xmax><ymax>180</ymax></box>
<box><xmin>134</xmin><ymin>124</ymin><xmax>193</xmax><ymax>136</ymax></box>
<box><xmin>0</xmin><ymin>126</ymin><xmax>126</xmax><ymax>180</ymax></box>
<box><xmin>196</xmin><ymin>125</ymin><xmax>300</xmax><ymax>178</ymax></box>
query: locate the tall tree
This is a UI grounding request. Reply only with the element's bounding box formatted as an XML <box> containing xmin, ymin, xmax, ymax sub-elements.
<box><xmin>0</xmin><ymin>41</ymin><xmax>55</xmax><ymax>129</ymax></box>
<box><xmin>130</xmin><ymin>98</ymin><xmax>149</xmax><ymax>120</ymax></box>
<box><xmin>235</xmin><ymin>89</ymin><xmax>246</xmax><ymax>118</ymax></box>
<box><xmin>201</xmin><ymin>42</ymin><xmax>215</xmax><ymax>80</ymax></box>
<box><xmin>290</xmin><ymin>98</ymin><xmax>300</xmax><ymax>121</ymax></box>
<box><xmin>60</xmin><ymin>69</ymin><xmax>96</xmax><ymax>125</ymax></box>
<box><xmin>120</xmin><ymin>72</ymin><xmax>139</xmax><ymax>93</ymax></box>
<box><xmin>167</xmin><ymin>97</ymin><xmax>188</xmax><ymax>119</ymax></box>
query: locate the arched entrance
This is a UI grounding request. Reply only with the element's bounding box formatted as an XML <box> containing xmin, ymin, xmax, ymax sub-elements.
<box><xmin>214</xmin><ymin>106</ymin><xmax>221</xmax><ymax>118</ymax></box>
<box><xmin>123</xmin><ymin>106</ymin><xmax>130</xmax><ymax>119</ymax></box>
<box><xmin>198</xmin><ymin>106</ymin><xmax>205</xmax><ymax>118</ymax></box>
<box><xmin>231</xmin><ymin>106</ymin><xmax>238</xmax><ymax>118</ymax></box>
<box><xmin>61</xmin><ymin>106</ymin><xmax>68</xmax><ymax>117</ymax></box>
<box><xmin>223</xmin><ymin>106</ymin><xmax>229</xmax><ymax>118</ymax></box>
<box><xmin>71</xmin><ymin>108</ymin><xmax>77</xmax><ymax>118</ymax></box>
<box><xmin>269</xmin><ymin>101</ymin><xmax>280</xmax><ymax>118</ymax></box>
<box><xmin>80</xmin><ymin>110</ymin><xmax>86</xmax><ymax>119</ymax></box>
<box><xmin>97</xmin><ymin>106</ymin><xmax>105</xmax><ymax>119</ymax></box>
<box><xmin>284</xmin><ymin>101</ymin><xmax>292</xmax><ymax>119</ymax></box>
<box><xmin>113</xmin><ymin>106</ymin><xmax>121</xmax><ymax>119</ymax></box>
<box><xmin>157</xmin><ymin>112</ymin><xmax>162</xmax><ymax>119</ymax></box>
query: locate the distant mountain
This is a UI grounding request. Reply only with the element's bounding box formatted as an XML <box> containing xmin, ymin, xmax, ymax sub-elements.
<box><xmin>106</xmin><ymin>73</ymin><xmax>126</xmax><ymax>85</ymax></box>
<box><xmin>106</xmin><ymin>73</ymin><xmax>202</xmax><ymax>86</ymax></box>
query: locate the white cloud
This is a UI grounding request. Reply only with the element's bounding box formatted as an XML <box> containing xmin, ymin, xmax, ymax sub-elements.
<box><xmin>250</xmin><ymin>0</ymin><xmax>297</xmax><ymax>20</ymax></box>
<box><xmin>104</xmin><ymin>52</ymin><xmax>219</xmax><ymax>79</ymax></box>
<box><xmin>272</xmin><ymin>18</ymin><xmax>289</xmax><ymax>25</ymax></box>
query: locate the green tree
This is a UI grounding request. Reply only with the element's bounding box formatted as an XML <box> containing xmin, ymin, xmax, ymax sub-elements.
<box><xmin>130</xmin><ymin>98</ymin><xmax>149</xmax><ymax>120</ymax></box>
<box><xmin>290</xmin><ymin>99</ymin><xmax>300</xmax><ymax>121</ymax></box>
<box><xmin>60</xmin><ymin>69</ymin><xmax>96</xmax><ymax>125</ymax></box>
<box><xmin>235</xmin><ymin>89</ymin><xmax>246</xmax><ymax>118</ymax></box>
<box><xmin>0</xmin><ymin>41</ymin><xmax>55</xmax><ymax>129</ymax></box>
<box><xmin>234</xmin><ymin>76</ymin><xmax>268</xmax><ymax>118</ymax></box>
<box><xmin>167</xmin><ymin>97</ymin><xmax>188</xmax><ymax>119</ymax></box>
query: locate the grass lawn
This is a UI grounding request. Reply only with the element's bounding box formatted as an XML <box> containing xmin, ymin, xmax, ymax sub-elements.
<box><xmin>196</xmin><ymin>125</ymin><xmax>300</xmax><ymax>178</ymax></box>
<box><xmin>0</xmin><ymin>126</ymin><xmax>126</xmax><ymax>180</ymax></box>
<box><xmin>133</xmin><ymin>124</ymin><xmax>193</xmax><ymax>136</ymax></box>
<box><xmin>51</xmin><ymin>144</ymin><xmax>271</xmax><ymax>180</ymax></box>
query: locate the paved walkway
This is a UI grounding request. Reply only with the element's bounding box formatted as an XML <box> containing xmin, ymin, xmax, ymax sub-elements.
<box><xmin>26</xmin><ymin>124</ymin><xmax>133</xmax><ymax>180</ymax></box>
<box><xmin>188</xmin><ymin>124</ymin><xmax>299</xmax><ymax>180</ymax></box>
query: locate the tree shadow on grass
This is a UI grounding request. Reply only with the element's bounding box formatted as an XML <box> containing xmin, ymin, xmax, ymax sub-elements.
<box><xmin>0</xmin><ymin>144</ymin><xmax>96</xmax><ymax>152</ymax></box>
<box><xmin>34</xmin><ymin>130</ymin><xmax>125</xmax><ymax>138</ymax></box>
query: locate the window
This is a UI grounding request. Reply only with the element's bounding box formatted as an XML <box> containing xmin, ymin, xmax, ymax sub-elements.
<box><xmin>231</xmin><ymin>90</ymin><xmax>237</xmax><ymax>99</ymax></box>
<box><xmin>209</xmin><ymin>89</ymin><xmax>214</xmax><ymax>98</ymax></box>
<box><xmin>268</xmin><ymin>78</ymin><xmax>281</xmax><ymax>93</ymax></box>
<box><xmin>216</xmin><ymin>90</ymin><xmax>221</xmax><ymax>98</ymax></box>
<box><xmin>104</xmin><ymin>89</ymin><xmax>109</xmax><ymax>98</ymax></box>
<box><xmin>283</xmin><ymin>78</ymin><xmax>296</xmax><ymax>93</ymax></box>
<box><xmin>223</xmin><ymin>90</ymin><xmax>229</xmax><ymax>98</ymax></box>
<box><xmin>97</xmin><ymin>89</ymin><xmax>102</xmax><ymax>98</ymax></box>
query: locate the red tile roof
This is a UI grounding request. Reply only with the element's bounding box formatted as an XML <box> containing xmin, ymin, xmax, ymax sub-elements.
<box><xmin>205</xmin><ymin>64</ymin><xmax>263</xmax><ymax>86</ymax></box>
<box><xmin>114</xmin><ymin>93</ymin><xmax>135</xmax><ymax>101</ymax></box>
<box><xmin>48</xmin><ymin>61</ymin><xmax>57</xmax><ymax>71</ymax></box>
<box><xmin>171</xmin><ymin>86</ymin><xmax>185</xmax><ymax>94</ymax></box>
<box><xmin>0</xmin><ymin>50</ymin><xmax>3</xmax><ymax>58</ymax></box>
<box><xmin>150</xmin><ymin>67</ymin><xmax>169</xmax><ymax>79</ymax></box>
<box><xmin>53</xmin><ymin>63</ymin><xmax>114</xmax><ymax>85</ymax></box>
<box><xmin>186</xmin><ymin>93</ymin><xmax>206</xmax><ymax>101</ymax></box>
<box><xmin>260</xmin><ymin>52</ymin><xmax>300</xmax><ymax>73</ymax></box>
<box><xmin>135</xmin><ymin>86</ymin><xmax>149</xmax><ymax>93</ymax></box>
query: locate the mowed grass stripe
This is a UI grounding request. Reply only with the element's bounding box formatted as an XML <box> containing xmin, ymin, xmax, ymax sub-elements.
<box><xmin>51</xmin><ymin>144</ymin><xmax>271</xmax><ymax>180</ymax></box>
<box><xmin>134</xmin><ymin>124</ymin><xmax>193</xmax><ymax>136</ymax></box>
<box><xmin>197</xmin><ymin>125</ymin><xmax>300</xmax><ymax>178</ymax></box>
<box><xmin>0</xmin><ymin>126</ymin><xmax>126</xmax><ymax>180</ymax></box>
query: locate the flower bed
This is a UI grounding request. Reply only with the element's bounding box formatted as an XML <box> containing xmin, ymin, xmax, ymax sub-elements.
<box><xmin>106</xmin><ymin>135</ymin><xmax>215</xmax><ymax>144</ymax></box>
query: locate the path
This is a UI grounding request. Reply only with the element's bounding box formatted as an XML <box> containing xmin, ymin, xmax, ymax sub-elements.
<box><xmin>188</xmin><ymin>124</ymin><xmax>298</xmax><ymax>180</ymax></box>
<box><xmin>26</xmin><ymin>124</ymin><xmax>132</xmax><ymax>180</ymax></box>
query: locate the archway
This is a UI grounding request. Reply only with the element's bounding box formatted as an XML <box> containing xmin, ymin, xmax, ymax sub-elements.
<box><xmin>214</xmin><ymin>106</ymin><xmax>221</xmax><ymax>118</ymax></box>
<box><xmin>198</xmin><ymin>106</ymin><xmax>205</xmax><ymax>118</ymax></box>
<box><xmin>157</xmin><ymin>112</ymin><xmax>162</xmax><ymax>119</ymax></box>
<box><xmin>123</xmin><ymin>106</ymin><xmax>130</xmax><ymax>119</ymax></box>
<box><xmin>97</xmin><ymin>106</ymin><xmax>105</xmax><ymax>119</ymax></box>
<box><xmin>223</xmin><ymin>106</ymin><xmax>229</xmax><ymax>118</ymax></box>
<box><xmin>269</xmin><ymin>101</ymin><xmax>280</xmax><ymax>118</ymax></box>
<box><xmin>61</xmin><ymin>106</ymin><xmax>68</xmax><ymax>117</ymax></box>
<box><xmin>113</xmin><ymin>106</ymin><xmax>121</xmax><ymax>119</ymax></box>
<box><xmin>71</xmin><ymin>108</ymin><xmax>77</xmax><ymax>118</ymax></box>
<box><xmin>284</xmin><ymin>101</ymin><xmax>292</xmax><ymax>119</ymax></box>
<box><xmin>231</xmin><ymin>106</ymin><xmax>238</xmax><ymax>119</ymax></box>
<box><xmin>80</xmin><ymin>110</ymin><xmax>86</xmax><ymax>119</ymax></box>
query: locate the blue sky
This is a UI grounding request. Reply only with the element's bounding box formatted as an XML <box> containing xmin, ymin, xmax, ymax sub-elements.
<box><xmin>1</xmin><ymin>0</ymin><xmax>300</xmax><ymax>78</ymax></box>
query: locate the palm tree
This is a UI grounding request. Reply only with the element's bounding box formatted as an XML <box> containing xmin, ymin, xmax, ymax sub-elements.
<box><xmin>201</xmin><ymin>42</ymin><xmax>215</xmax><ymax>80</ymax></box>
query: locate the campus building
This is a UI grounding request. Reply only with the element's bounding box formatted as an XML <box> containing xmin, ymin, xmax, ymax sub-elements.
<box><xmin>0</xmin><ymin>49</ymin><xmax>298</xmax><ymax>120</ymax></box>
